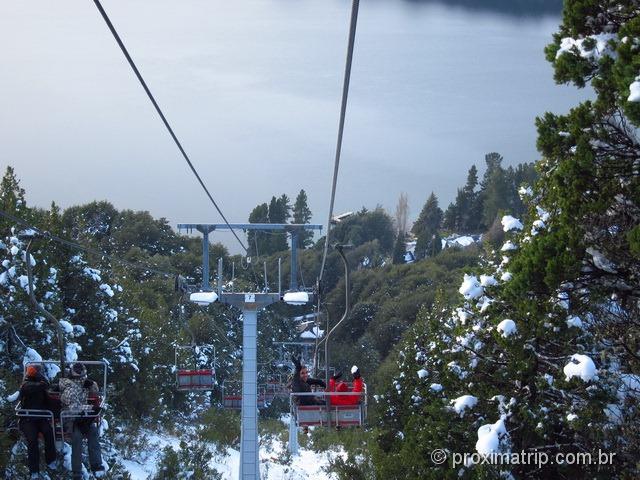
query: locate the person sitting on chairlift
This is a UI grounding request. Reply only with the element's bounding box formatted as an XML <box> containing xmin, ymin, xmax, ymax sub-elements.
<box><xmin>18</xmin><ymin>364</ymin><xmax>57</xmax><ymax>480</ymax></box>
<box><xmin>328</xmin><ymin>365</ymin><xmax>364</xmax><ymax>406</ymax></box>
<box><xmin>291</xmin><ymin>355</ymin><xmax>326</xmax><ymax>405</ymax></box>
<box><xmin>58</xmin><ymin>363</ymin><xmax>105</xmax><ymax>479</ymax></box>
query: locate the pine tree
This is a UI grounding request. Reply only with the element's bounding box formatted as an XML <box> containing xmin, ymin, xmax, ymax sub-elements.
<box><xmin>442</xmin><ymin>199</ymin><xmax>459</xmax><ymax>231</ymax></box>
<box><xmin>479</xmin><ymin>152</ymin><xmax>510</xmax><ymax>228</ymax></box>
<box><xmin>267</xmin><ymin>194</ymin><xmax>290</xmax><ymax>253</ymax></box>
<box><xmin>444</xmin><ymin>165</ymin><xmax>479</xmax><ymax>232</ymax></box>
<box><xmin>392</xmin><ymin>232</ymin><xmax>406</xmax><ymax>265</ymax></box>
<box><xmin>247</xmin><ymin>202</ymin><xmax>269</xmax><ymax>257</ymax></box>
<box><xmin>292</xmin><ymin>189</ymin><xmax>313</xmax><ymax>248</ymax></box>
<box><xmin>412</xmin><ymin>192</ymin><xmax>443</xmax><ymax>237</ymax></box>
<box><xmin>461</xmin><ymin>164</ymin><xmax>482</xmax><ymax>231</ymax></box>
<box><xmin>0</xmin><ymin>166</ymin><xmax>27</xmax><ymax>232</ymax></box>
<box><xmin>412</xmin><ymin>192</ymin><xmax>443</xmax><ymax>259</ymax></box>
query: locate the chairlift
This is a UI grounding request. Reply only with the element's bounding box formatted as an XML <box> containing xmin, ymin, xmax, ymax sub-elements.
<box><xmin>261</xmin><ymin>372</ymin><xmax>291</xmax><ymax>403</ymax></box>
<box><xmin>175</xmin><ymin>344</ymin><xmax>217</xmax><ymax>391</ymax></box>
<box><xmin>15</xmin><ymin>360</ymin><xmax>108</xmax><ymax>445</ymax></box>
<box><xmin>288</xmin><ymin>383</ymin><xmax>368</xmax><ymax>449</ymax></box>
<box><xmin>221</xmin><ymin>380</ymin><xmax>267</xmax><ymax>410</ymax></box>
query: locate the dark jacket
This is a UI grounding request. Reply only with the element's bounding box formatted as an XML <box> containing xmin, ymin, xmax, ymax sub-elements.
<box><xmin>291</xmin><ymin>355</ymin><xmax>326</xmax><ymax>405</ymax></box>
<box><xmin>291</xmin><ymin>375</ymin><xmax>326</xmax><ymax>394</ymax></box>
<box><xmin>19</xmin><ymin>374</ymin><xmax>50</xmax><ymax>411</ymax></box>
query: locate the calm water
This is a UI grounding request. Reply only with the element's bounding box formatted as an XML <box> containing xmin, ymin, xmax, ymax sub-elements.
<box><xmin>0</xmin><ymin>0</ymin><xmax>586</xmax><ymax>252</ymax></box>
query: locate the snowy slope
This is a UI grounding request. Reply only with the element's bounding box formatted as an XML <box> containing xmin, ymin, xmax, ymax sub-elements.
<box><xmin>120</xmin><ymin>429</ymin><xmax>340</xmax><ymax>480</ymax></box>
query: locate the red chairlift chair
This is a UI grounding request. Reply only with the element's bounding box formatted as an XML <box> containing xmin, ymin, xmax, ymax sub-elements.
<box><xmin>175</xmin><ymin>345</ymin><xmax>217</xmax><ymax>391</ymax></box>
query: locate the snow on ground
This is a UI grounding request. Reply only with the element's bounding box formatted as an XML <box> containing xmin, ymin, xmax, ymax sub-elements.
<box><xmin>121</xmin><ymin>428</ymin><xmax>341</xmax><ymax>480</ymax></box>
<box><xmin>59</xmin><ymin>320</ymin><xmax>74</xmax><ymax>333</ymax></box>
<box><xmin>451</xmin><ymin>236</ymin><xmax>474</xmax><ymax>247</ymax></box>
<box><xmin>441</xmin><ymin>234</ymin><xmax>480</xmax><ymax>250</ymax></box>
<box><xmin>566</xmin><ymin>315</ymin><xmax>583</xmax><ymax>328</ymax></box>
<box><xmin>120</xmin><ymin>431</ymin><xmax>181</xmax><ymax>479</ymax></box>
<box><xmin>500</xmin><ymin>272</ymin><xmax>513</xmax><ymax>282</ymax></box>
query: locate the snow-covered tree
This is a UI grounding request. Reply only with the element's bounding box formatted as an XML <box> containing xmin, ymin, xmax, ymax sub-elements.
<box><xmin>375</xmin><ymin>1</ymin><xmax>640</xmax><ymax>478</ymax></box>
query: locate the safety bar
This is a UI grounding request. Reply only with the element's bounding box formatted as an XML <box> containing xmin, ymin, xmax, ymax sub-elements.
<box><xmin>60</xmin><ymin>409</ymin><xmax>102</xmax><ymax>439</ymax></box>
<box><xmin>288</xmin><ymin>390</ymin><xmax>367</xmax><ymax>400</ymax></box>
<box><xmin>14</xmin><ymin>405</ymin><xmax>55</xmax><ymax>423</ymax></box>
<box><xmin>289</xmin><ymin>384</ymin><xmax>368</xmax><ymax>416</ymax></box>
<box><xmin>289</xmin><ymin>392</ymin><xmax>367</xmax><ymax>429</ymax></box>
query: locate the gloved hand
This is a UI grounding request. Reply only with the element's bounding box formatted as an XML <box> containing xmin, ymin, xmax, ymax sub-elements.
<box><xmin>331</xmin><ymin>371</ymin><xmax>343</xmax><ymax>381</ymax></box>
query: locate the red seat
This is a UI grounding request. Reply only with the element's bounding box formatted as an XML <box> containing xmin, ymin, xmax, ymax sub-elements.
<box><xmin>178</xmin><ymin>369</ymin><xmax>214</xmax><ymax>376</ymax></box>
<box><xmin>177</xmin><ymin>369</ymin><xmax>215</xmax><ymax>389</ymax></box>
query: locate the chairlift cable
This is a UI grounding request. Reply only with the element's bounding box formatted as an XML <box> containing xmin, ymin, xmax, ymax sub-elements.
<box><xmin>318</xmin><ymin>0</ymin><xmax>360</xmax><ymax>285</ymax></box>
<box><xmin>194</xmin><ymin>305</ymin><xmax>237</xmax><ymax>351</ymax></box>
<box><xmin>91</xmin><ymin>0</ymin><xmax>248</xmax><ymax>254</ymax></box>
<box><xmin>297</xmin><ymin>249</ymin><xmax>307</xmax><ymax>290</ymax></box>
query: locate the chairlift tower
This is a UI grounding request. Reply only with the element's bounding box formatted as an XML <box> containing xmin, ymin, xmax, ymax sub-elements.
<box><xmin>178</xmin><ymin>223</ymin><xmax>322</xmax><ymax>292</ymax></box>
<box><xmin>178</xmin><ymin>223</ymin><xmax>321</xmax><ymax>480</ymax></box>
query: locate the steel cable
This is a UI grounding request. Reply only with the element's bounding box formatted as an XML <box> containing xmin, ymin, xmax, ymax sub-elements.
<box><xmin>318</xmin><ymin>0</ymin><xmax>360</xmax><ymax>285</ymax></box>
<box><xmin>92</xmin><ymin>0</ymin><xmax>248</xmax><ymax>254</ymax></box>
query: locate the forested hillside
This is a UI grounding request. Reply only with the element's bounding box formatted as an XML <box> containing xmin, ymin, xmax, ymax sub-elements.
<box><xmin>368</xmin><ymin>1</ymin><xmax>640</xmax><ymax>478</ymax></box>
<box><xmin>1</xmin><ymin>149</ymin><xmax>530</xmax><ymax>478</ymax></box>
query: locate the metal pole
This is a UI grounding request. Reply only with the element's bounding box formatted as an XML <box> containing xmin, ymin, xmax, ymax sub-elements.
<box><xmin>324</xmin><ymin>245</ymin><xmax>350</xmax><ymax>428</ymax></box>
<box><xmin>202</xmin><ymin>229</ymin><xmax>210</xmax><ymax>290</ymax></box>
<box><xmin>263</xmin><ymin>262</ymin><xmax>268</xmax><ymax>292</ymax></box>
<box><xmin>288</xmin><ymin>400</ymin><xmax>299</xmax><ymax>454</ymax></box>
<box><xmin>290</xmin><ymin>231</ymin><xmax>299</xmax><ymax>291</ymax></box>
<box><xmin>240</xmin><ymin>306</ymin><xmax>259</xmax><ymax>479</ymax></box>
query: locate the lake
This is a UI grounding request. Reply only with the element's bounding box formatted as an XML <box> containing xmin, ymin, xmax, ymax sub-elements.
<box><xmin>0</xmin><ymin>0</ymin><xmax>587</xmax><ymax>252</ymax></box>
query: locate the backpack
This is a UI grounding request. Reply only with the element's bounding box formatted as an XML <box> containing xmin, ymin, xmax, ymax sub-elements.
<box><xmin>60</xmin><ymin>378</ymin><xmax>87</xmax><ymax>411</ymax></box>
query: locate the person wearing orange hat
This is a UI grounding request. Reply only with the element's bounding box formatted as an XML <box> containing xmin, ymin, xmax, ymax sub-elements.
<box><xmin>18</xmin><ymin>364</ymin><xmax>57</xmax><ymax>479</ymax></box>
